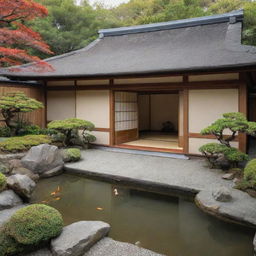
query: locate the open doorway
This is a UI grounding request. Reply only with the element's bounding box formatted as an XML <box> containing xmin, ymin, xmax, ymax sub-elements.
<box><xmin>114</xmin><ymin>91</ymin><xmax>183</xmax><ymax>152</ymax></box>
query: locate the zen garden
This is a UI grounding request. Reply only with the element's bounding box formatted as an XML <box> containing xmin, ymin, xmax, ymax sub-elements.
<box><xmin>1</xmin><ymin>0</ymin><xmax>256</xmax><ymax>256</ymax></box>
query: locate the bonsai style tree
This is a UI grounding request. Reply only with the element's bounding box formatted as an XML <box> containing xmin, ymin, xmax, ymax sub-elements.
<box><xmin>0</xmin><ymin>92</ymin><xmax>44</xmax><ymax>136</ymax></box>
<box><xmin>47</xmin><ymin>118</ymin><xmax>95</xmax><ymax>146</ymax></box>
<box><xmin>201</xmin><ymin>112</ymin><xmax>249</xmax><ymax>147</ymax></box>
<box><xmin>199</xmin><ymin>112</ymin><xmax>251</xmax><ymax>169</ymax></box>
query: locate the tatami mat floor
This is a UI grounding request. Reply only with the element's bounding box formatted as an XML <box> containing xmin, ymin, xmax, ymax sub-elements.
<box><xmin>123</xmin><ymin>132</ymin><xmax>182</xmax><ymax>150</ymax></box>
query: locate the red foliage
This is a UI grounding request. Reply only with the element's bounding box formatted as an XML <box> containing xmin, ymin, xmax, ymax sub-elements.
<box><xmin>0</xmin><ymin>0</ymin><xmax>54</xmax><ymax>72</ymax></box>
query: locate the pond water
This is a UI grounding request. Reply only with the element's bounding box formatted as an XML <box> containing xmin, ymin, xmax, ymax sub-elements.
<box><xmin>31</xmin><ymin>174</ymin><xmax>254</xmax><ymax>256</ymax></box>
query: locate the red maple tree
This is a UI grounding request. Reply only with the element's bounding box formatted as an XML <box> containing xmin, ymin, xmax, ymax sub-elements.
<box><xmin>0</xmin><ymin>0</ymin><xmax>54</xmax><ymax>72</ymax></box>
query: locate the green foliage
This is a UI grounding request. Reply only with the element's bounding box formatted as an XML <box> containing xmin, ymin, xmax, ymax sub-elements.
<box><xmin>0</xmin><ymin>127</ymin><xmax>11</xmax><ymax>137</ymax></box>
<box><xmin>17</xmin><ymin>125</ymin><xmax>42</xmax><ymax>136</ymax></box>
<box><xmin>199</xmin><ymin>143</ymin><xmax>248</xmax><ymax>168</ymax></box>
<box><xmin>201</xmin><ymin>112</ymin><xmax>249</xmax><ymax>147</ymax></box>
<box><xmin>0</xmin><ymin>135</ymin><xmax>51</xmax><ymax>152</ymax></box>
<box><xmin>5</xmin><ymin>204</ymin><xmax>63</xmax><ymax>246</ymax></box>
<box><xmin>48</xmin><ymin>118</ymin><xmax>94</xmax><ymax>131</ymax></box>
<box><xmin>63</xmin><ymin>148</ymin><xmax>81</xmax><ymax>162</ymax></box>
<box><xmin>199</xmin><ymin>143</ymin><xmax>229</xmax><ymax>155</ymax></box>
<box><xmin>235</xmin><ymin>179</ymin><xmax>255</xmax><ymax>191</ymax></box>
<box><xmin>82</xmin><ymin>132</ymin><xmax>96</xmax><ymax>144</ymax></box>
<box><xmin>0</xmin><ymin>92</ymin><xmax>43</xmax><ymax>136</ymax></box>
<box><xmin>29</xmin><ymin>0</ymin><xmax>256</xmax><ymax>59</ymax></box>
<box><xmin>48</xmin><ymin>118</ymin><xmax>95</xmax><ymax>146</ymax></box>
<box><xmin>224</xmin><ymin>147</ymin><xmax>248</xmax><ymax>163</ymax></box>
<box><xmin>0</xmin><ymin>173</ymin><xmax>7</xmax><ymax>192</ymax></box>
<box><xmin>0</xmin><ymin>229</ymin><xmax>25</xmax><ymax>256</ymax></box>
<box><xmin>246</xmin><ymin>121</ymin><xmax>256</xmax><ymax>137</ymax></box>
<box><xmin>244</xmin><ymin>159</ymin><xmax>256</xmax><ymax>186</ymax></box>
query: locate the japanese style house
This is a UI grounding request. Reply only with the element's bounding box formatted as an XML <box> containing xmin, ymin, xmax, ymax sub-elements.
<box><xmin>1</xmin><ymin>10</ymin><xmax>256</xmax><ymax>155</ymax></box>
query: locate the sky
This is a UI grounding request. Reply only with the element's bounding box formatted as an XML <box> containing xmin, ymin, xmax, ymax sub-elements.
<box><xmin>88</xmin><ymin>0</ymin><xmax>129</xmax><ymax>7</ymax></box>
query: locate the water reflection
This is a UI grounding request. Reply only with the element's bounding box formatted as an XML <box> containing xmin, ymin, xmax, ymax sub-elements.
<box><xmin>31</xmin><ymin>174</ymin><xmax>254</xmax><ymax>256</ymax></box>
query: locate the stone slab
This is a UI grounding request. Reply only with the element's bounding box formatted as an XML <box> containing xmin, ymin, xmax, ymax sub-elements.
<box><xmin>64</xmin><ymin>149</ymin><xmax>232</xmax><ymax>195</ymax></box>
<box><xmin>51</xmin><ymin>221</ymin><xmax>110</xmax><ymax>256</ymax></box>
<box><xmin>195</xmin><ymin>189</ymin><xmax>256</xmax><ymax>228</ymax></box>
<box><xmin>84</xmin><ymin>238</ymin><xmax>164</xmax><ymax>256</ymax></box>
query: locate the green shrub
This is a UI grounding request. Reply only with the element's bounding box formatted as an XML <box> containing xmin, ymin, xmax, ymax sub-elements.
<box><xmin>199</xmin><ymin>143</ymin><xmax>248</xmax><ymax>168</ymax></box>
<box><xmin>201</xmin><ymin>112</ymin><xmax>249</xmax><ymax>147</ymax></box>
<box><xmin>63</xmin><ymin>148</ymin><xmax>81</xmax><ymax>162</ymax></box>
<box><xmin>235</xmin><ymin>179</ymin><xmax>255</xmax><ymax>191</ymax></box>
<box><xmin>244</xmin><ymin>159</ymin><xmax>256</xmax><ymax>186</ymax></box>
<box><xmin>0</xmin><ymin>173</ymin><xmax>7</xmax><ymax>192</ymax></box>
<box><xmin>0</xmin><ymin>127</ymin><xmax>11</xmax><ymax>137</ymax></box>
<box><xmin>5</xmin><ymin>204</ymin><xmax>63</xmax><ymax>246</ymax></box>
<box><xmin>0</xmin><ymin>228</ymin><xmax>25</xmax><ymax>256</ymax></box>
<box><xmin>224</xmin><ymin>148</ymin><xmax>248</xmax><ymax>163</ymax></box>
<box><xmin>0</xmin><ymin>135</ymin><xmax>51</xmax><ymax>153</ymax></box>
<box><xmin>82</xmin><ymin>132</ymin><xmax>96</xmax><ymax>144</ymax></box>
<box><xmin>48</xmin><ymin>118</ymin><xmax>95</xmax><ymax>146</ymax></box>
<box><xmin>17</xmin><ymin>125</ymin><xmax>41</xmax><ymax>136</ymax></box>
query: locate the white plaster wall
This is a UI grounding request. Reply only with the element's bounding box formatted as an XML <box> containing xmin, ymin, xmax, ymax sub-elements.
<box><xmin>76</xmin><ymin>90</ymin><xmax>110</xmax><ymax>128</ymax></box>
<box><xmin>189</xmin><ymin>89</ymin><xmax>239</xmax><ymax>133</ymax></box>
<box><xmin>47</xmin><ymin>90</ymin><xmax>76</xmax><ymax>121</ymax></box>
<box><xmin>189</xmin><ymin>138</ymin><xmax>239</xmax><ymax>155</ymax></box>
<box><xmin>91</xmin><ymin>131</ymin><xmax>109</xmax><ymax>145</ymax></box>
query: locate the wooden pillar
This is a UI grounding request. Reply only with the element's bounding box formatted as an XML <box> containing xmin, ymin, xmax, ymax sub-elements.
<box><xmin>239</xmin><ymin>83</ymin><xmax>247</xmax><ymax>153</ymax></box>
<box><xmin>183</xmin><ymin>89</ymin><xmax>189</xmax><ymax>154</ymax></box>
<box><xmin>43</xmin><ymin>81</ymin><xmax>47</xmax><ymax>128</ymax></box>
<box><xmin>109</xmin><ymin>79</ymin><xmax>115</xmax><ymax>146</ymax></box>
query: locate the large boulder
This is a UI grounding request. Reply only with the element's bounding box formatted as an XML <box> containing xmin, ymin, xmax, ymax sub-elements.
<box><xmin>40</xmin><ymin>166</ymin><xmax>63</xmax><ymax>178</ymax></box>
<box><xmin>51</xmin><ymin>221</ymin><xmax>110</xmax><ymax>256</ymax></box>
<box><xmin>212</xmin><ymin>187</ymin><xmax>232</xmax><ymax>202</ymax></box>
<box><xmin>12</xmin><ymin>167</ymin><xmax>39</xmax><ymax>182</ymax></box>
<box><xmin>21</xmin><ymin>144</ymin><xmax>64</xmax><ymax>175</ymax></box>
<box><xmin>0</xmin><ymin>190</ymin><xmax>22</xmax><ymax>210</ymax></box>
<box><xmin>0</xmin><ymin>162</ymin><xmax>10</xmax><ymax>174</ymax></box>
<box><xmin>9</xmin><ymin>159</ymin><xmax>23</xmax><ymax>171</ymax></box>
<box><xmin>7</xmin><ymin>174</ymin><xmax>36</xmax><ymax>200</ymax></box>
<box><xmin>0</xmin><ymin>205</ymin><xmax>27</xmax><ymax>227</ymax></box>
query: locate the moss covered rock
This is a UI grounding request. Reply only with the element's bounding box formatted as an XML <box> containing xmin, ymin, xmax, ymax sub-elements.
<box><xmin>0</xmin><ymin>135</ymin><xmax>52</xmax><ymax>153</ymax></box>
<box><xmin>5</xmin><ymin>204</ymin><xmax>63</xmax><ymax>245</ymax></box>
<box><xmin>0</xmin><ymin>173</ymin><xmax>7</xmax><ymax>192</ymax></box>
<box><xmin>62</xmin><ymin>148</ymin><xmax>81</xmax><ymax>162</ymax></box>
<box><xmin>244</xmin><ymin>159</ymin><xmax>256</xmax><ymax>186</ymax></box>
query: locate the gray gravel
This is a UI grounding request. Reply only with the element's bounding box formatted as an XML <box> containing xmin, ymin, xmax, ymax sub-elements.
<box><xmin>84</xmin><ymin>238</ymin><xmax>164</xmax><ymax>256</ymax></box>
<box><xmin>65</xmin><ymin>149</ymin><xmax>232</xmax><ymax>193</ymax></box>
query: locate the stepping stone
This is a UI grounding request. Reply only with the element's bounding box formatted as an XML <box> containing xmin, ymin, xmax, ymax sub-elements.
<box><xmin>84</xmin><ymin>238</ymin><xmax>164</xmax><ymax>256</ymax></box>
<box><xmin>51</xmin><ymin>221</ymin><xmax>110</xmax><ymax>256</ymax></box>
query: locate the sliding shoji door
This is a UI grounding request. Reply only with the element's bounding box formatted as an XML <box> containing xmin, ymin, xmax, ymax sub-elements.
<box><xmin>115</xmin><ymin>92</ymin><xmax>138</xmax><ymax>144</ymax></box>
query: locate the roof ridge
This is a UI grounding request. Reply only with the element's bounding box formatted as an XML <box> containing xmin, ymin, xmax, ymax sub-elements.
<box><xmin>99</xmin><ymin>9</ymin><xmax>244</xmax><ymax>37</ymax></box>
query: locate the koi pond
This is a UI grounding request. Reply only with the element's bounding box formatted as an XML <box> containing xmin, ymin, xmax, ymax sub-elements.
<box><xmin>31</xmin><ymin>174</ymin><xmax>254</xmax><ymax>256</ymax></box>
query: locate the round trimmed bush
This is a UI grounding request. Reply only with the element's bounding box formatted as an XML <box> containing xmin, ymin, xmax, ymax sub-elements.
<box><xmin>244</xmin><ymin>159</ymin><xmax>256</xmax><ymax>186</ymax></box>
<box><xmin>0</xmin><ymin>228</ymin><xmax>24</xmax><ymax>256</ymax></box>
<box><xmin>63</xmin><ymin>148</ymin><xmax>81</xmax><ymax>162</ymax></box>
<box><xmin>0</xmin><ymin>173</ymin><xmax>7</xmax><ymax>192</ymax></box>
<box><xmin>5</xmin><ymin>204</ymin><xmax>63</xmax><ymax>245</ymax></box>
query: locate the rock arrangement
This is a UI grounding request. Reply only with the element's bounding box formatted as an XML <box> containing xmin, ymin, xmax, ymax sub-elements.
<box><xmin>0</xmin><ymin>144</ymin><xmax>163</xmax><ymax>256</ymax></box>
<box><xmin>0</xmin><ymin>144</ymin><xmax>66</xmax><ymax>209</ymax></box>
<box><xmin>0</xmin><ymin>206</ymin><xmax>162</xmax><ymax>256</ymax></box>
